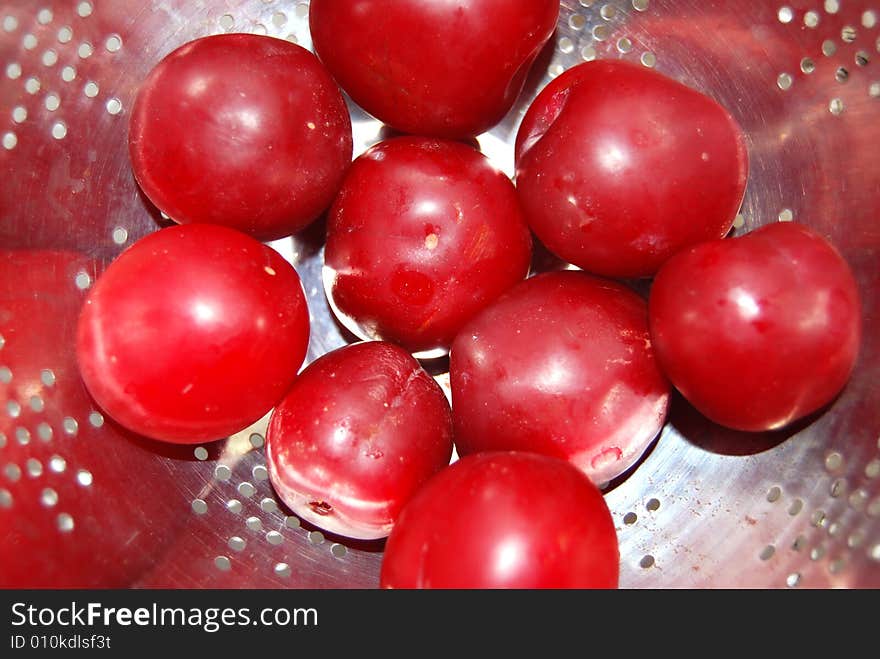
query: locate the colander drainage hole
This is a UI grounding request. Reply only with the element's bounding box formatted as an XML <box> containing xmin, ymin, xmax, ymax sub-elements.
<box><xmin>56</xmin><ymin>513</ymin><xmax>74</xmax><ymax>533</ymax></box>
<box><xmin>74</xmin><ymin>272</ymin><xmax>91</xmax><ymax>290</ymax></box>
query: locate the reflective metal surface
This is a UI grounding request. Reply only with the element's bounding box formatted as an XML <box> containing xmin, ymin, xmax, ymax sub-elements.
<box><xmin>1</xmin><ymin>0</ymin><xmax>878</xmax><ymax>588</ymax></box>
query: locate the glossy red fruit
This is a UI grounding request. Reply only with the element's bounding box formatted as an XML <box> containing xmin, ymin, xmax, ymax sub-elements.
<box><xmin>0</xmin><ymin>250</ymin><xmax>189</xmax><ymax>587</ymax></box>
<box><xmin>309</xmin><ymin>0</ymin><xmax>559</xmax><ymax>139</ymax></box>
<box><xmin>515</xmin><ymin>60</ymin><xmax>749</xmax><ymax>279</ymax></box>
<box><xmin>324</xmin><ymin>137</ymin><xmax>532</xmax><ymax>356</ymax></box>
<box><xmin>266</xmin><ymin>341</ymin><xmax>453</xmax><ymax>540</ymax></box>
<box><xmin>76</xmin><ymin>225</ymin><xmax>310</xmax><ymax>444</ymax></box>
<box><xmin>450</xmin><ymin>271</ymin><xmax>669</xmax><ymax>485</ymax></box>
<box><xmin>649</xmin><ymin>222</ymin><xmax>862</xmax><ymax>432</ymax></box>
<box><xmin>380</xmin><ymin>451</ymin><xmax>619</xmax><ymax>589</ymax></box>
<box><xmin>129</xmin><ymin>34</ymin><xmax>352</xmax><ymax>241</ymax></box>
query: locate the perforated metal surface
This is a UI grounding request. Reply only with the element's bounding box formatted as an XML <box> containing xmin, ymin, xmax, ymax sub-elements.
<box><xmin>1</xmin><ymin>0</ymin><xmax>878</xmax><ymax>588</ymax></box>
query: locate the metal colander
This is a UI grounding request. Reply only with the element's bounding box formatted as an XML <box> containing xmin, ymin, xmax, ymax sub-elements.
<box><xmin>1</xmin><ymin>0</ymin><xmax>878</xmax><ymax>589</ymax></box>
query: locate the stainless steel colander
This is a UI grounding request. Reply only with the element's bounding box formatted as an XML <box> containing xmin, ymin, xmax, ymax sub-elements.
<box><xmin>1</xmin><ymin>0</ymin><xmax>878</xmax><ymax>589</ymax></box>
